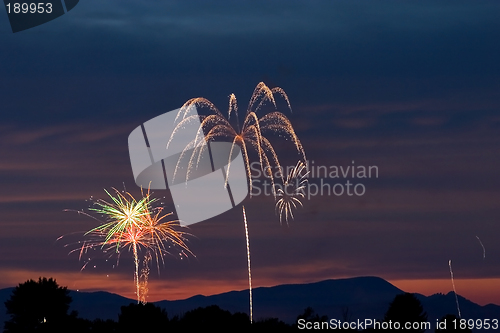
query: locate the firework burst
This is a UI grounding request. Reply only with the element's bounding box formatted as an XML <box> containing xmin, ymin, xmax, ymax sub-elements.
<box><xmin>64</xmin><ymin>188</ymin><xmax>192</xmax><ymax>303</ymax></box>
<box><xmin>85</xmin><ymin>188</ymin><xmax>151</xmax><ymax>250</ymax></box>
<box><xmin>275</xmin><ymin>160</ymin><xmax>309</xmax><ymax>225</ymax></box>
<box><xmin>169</xmin><ymin>82</ymin><xmax>307</xmax><ymax>323</ymax></box>
<box><xmin>168</xmin><ymin>81</ymin><xmax>306</xmax><ymax>194</ymax></box>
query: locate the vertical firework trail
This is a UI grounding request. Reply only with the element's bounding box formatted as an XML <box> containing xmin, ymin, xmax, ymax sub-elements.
<box><xmin>448</xmin><ymin>260</ymin><xmax>461</xmax><ymax>318</ymax></box>
<box><xmin>132</xmin><ymin>238</ymin><xmax>139</xmax><ymax>301</ymax></box>
<box><xmin>139</xmin><ymin>251</ymin><xmax>152</xmax><ymax>304</ymax></box>
<box><xmin>243</xmin><ymin>206</ymin><xmax>252</xmax><ymax>323</ymax></box>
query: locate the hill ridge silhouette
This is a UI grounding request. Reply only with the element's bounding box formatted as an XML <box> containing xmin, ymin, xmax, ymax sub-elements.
<box><xmin>0</xmin><ymin>276</ymin><xmax>498</xmax><ymax>327</ymax></box>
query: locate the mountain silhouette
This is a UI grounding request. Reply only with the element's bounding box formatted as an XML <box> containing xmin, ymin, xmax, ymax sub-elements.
<box><xmin>155</xmin><ymin>276</ymin><xmax>404</xmax><ymax>322</ymax></box>
<box><xmin>1</xmin><ymin>276</ymin><xmax>498</xmax><ymax>330</ymax></box>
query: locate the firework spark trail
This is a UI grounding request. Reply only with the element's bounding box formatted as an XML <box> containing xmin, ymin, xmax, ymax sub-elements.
<box><xmin>243</xmin><ymin>206</ymin><xmax>252</xmax><ymax>323</ymax></box>
<box><xmin>139</xmin><ymin>251</ymin><xmax>152</xmax><ymax>304</ymax></box>
<box><xmin>275</xmin><ymin>160</ymin><xmax>309</xmax><ymax>225</ymax></box>
<box><xmin>475</xmin><ymin>236</ymin><xmax>486</xmax><ymax>260</ymax></box>
<box><xmin>448</xmin><ymin>260</ymin><xmax>461</xmax><ymax>318</ymax></box>
<box><xmin>132</xmin><ymin>236</ymin><xmax>140</xmax><ymax>301</ymax></box>
<box><xmin>63</xmin><ymin>188</ymin><xmax>193</xmax><ymax>303</ymax></box>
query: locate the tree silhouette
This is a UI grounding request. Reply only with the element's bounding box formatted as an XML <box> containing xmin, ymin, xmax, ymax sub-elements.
<box><xmin>118</xmin><ymin>303</ymin><xmax>168</xmax><ymax>332</ymax></box>
<box><xmin>252</xmin><ymin>317</ymin><xmax>292</xmax><ymax>331</ymax></box>
<box><xmin>176</xmin><ymin>305</ymin><xmax>250</xmax><ymax>331</ymax></box>
<box><xmin>435</xmin><ymin>314</ymin><xmax>472</xmax><ymax>332</ymax></box>
<box><xmin>296</xmin><ymin>306</ymin><xmax>328</xmax><ymax>323</ymax></box>
<box><xmin>91</xmin><ymin>318</ymin><xmax>118</xmax><ymax>332</ymax></box>
<box><xmin>293</xmin><ymin>307</ymin><xmax>329</xmax><ymax>330</ymax></box>
<box><xmin>4</xmin><ymin>277</ymin><xmax>72</xmax><ymax>332</ymax></box>
<box><xmin>384</xmin><ymin>293</ymin><xmax>428</xmax><ymax>332</ymax></box>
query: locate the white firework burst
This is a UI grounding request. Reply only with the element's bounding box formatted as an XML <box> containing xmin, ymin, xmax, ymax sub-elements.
<box><xmin>275</xmin><ymin>160</ymin><xmax>309</xmax><ymax>224</ymax></box>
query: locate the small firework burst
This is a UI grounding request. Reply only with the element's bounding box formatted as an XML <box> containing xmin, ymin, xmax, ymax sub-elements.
<box><xmin>275</xmin><ymin>160</ymin><xmax>309</xmax><ymax>224</ymax></box>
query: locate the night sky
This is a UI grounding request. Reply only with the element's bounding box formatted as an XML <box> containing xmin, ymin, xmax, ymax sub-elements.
<box><xmin>1</xmin><ymin>0</ymin><xmax>500</xmax><ymax>308</ymax></box>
